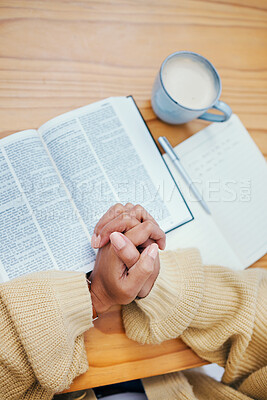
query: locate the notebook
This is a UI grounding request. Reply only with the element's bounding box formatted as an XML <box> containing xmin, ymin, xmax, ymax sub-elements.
<box><xmin>163</xmin><ymin>114</ymin><xmax>267</xmax><ymax>269</ymax></box>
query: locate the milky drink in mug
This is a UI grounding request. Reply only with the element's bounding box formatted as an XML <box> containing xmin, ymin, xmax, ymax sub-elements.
<box><xmin>151</xmin><ymin>51</ymin><xmax>232</xmax><ymax>124</ymax></box>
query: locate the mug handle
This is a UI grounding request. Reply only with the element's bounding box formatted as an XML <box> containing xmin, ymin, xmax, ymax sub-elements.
<box><xmin>198</xmin><ymin>100</ymin><xmax>232</xmax><ymax>122</ymax></box>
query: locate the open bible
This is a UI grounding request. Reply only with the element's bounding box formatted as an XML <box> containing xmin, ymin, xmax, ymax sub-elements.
<box><xmin>0</xmin><ymin>96</ymin><xmax>192</xmax><ymax>282</ymax></box>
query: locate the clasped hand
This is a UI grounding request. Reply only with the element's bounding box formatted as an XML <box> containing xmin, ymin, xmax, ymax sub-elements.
<box><xmin>89</xmin><ymin>204</ymin><xmax>166</xmax><ymax>315</ymax></box>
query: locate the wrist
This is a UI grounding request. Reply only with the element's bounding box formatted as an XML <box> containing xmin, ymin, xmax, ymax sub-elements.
<box><xmin>86</xmin><ymin>279</ymin><xmax>99</xmax><ymax>320</ymax></box>
<box><xmin>87</xmin><ymin>272</ymin><xmax>112</xmax><ymax>315</ymax></box>
<box><xmin>90</xmin><ymin>288</ymin><xmax>110</xmax><ymax>315</ymax></box>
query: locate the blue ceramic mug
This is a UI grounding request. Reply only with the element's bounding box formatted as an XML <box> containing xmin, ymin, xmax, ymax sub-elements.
<box><xmin>151</xmin><ymin>51</ymin><xmax>232</xmax><ymax>124</ymax></box>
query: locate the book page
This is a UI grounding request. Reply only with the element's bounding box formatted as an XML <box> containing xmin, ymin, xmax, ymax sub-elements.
<box><xmin>173</xmin><ymin>115</ymin><xmax>267</xmax><ymax>268</ymax></box>
<box><xmin>112</xmin><ymin>97</ymin><xmax>193</xmax><ymax>232</ymax></box>
<box><xmin>0</xmin><ymin>130</ymin><xmax>95</xmax><ymax>281</ymax></box>
<box><xmin>38</xmin><ymin>97</ymin><xmax>192</xmax><ymax>235</ymax></box>
<box><xmin>163</xmin><ymin>153</ymin><xmax>242</xmax><ymax>269</ymax></box>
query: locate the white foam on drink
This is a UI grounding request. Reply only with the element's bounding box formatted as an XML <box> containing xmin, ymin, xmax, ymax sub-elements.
<box><xmin>162</xmin><ymin>55</ymin><xmax>218</xmax><ymax>110</ymax></box>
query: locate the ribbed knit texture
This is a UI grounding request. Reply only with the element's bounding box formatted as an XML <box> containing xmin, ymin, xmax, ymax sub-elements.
<box><xmin>122</xmin><ymin>249</ymin><xmax>204</xmax><ymax>345</ymax></box>
<box><xmin>1</xmin><ymin>249</ymin><xmax>266</xmax><ymax>400</ymax></box>
<box><xmin>122</xmin><ymin>248</ymin><xmax>267</xmax><ymax>400</ymax></box>
<box><xmin>142</xmin><ymin>371</ymin><xmax>196</xmax><ymax>400</ymax></box>
<box><xmin>0</xmin><ymin>270</ymin><xmax>93</xmax><ymax>400</ymax></box>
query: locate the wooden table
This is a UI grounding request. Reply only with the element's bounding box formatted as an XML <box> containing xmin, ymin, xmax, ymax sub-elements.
<box><xmin>0</xmin><ymin>0</ymin><xmax>266</xmax><ymax>393</ymax></box>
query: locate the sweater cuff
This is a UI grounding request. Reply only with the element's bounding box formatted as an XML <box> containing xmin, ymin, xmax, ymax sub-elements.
<box><xmin>142</xmin><ymin>371</ymin><xmax>196</xmax><ymax>400</ymax></box>
<box><xmin>122</xmin><ymin>248</ymin><xmax>204</xmax><ymax>344</ymax></box>
<box><xmin>0</xmin><ymin>270</ymin><xmax>93</xmax><ymax>393</ymax></box>
<box><xmin>52</xmin><ymin>271</ymin><xmax>94</xmax><ymax>342</ymax></box>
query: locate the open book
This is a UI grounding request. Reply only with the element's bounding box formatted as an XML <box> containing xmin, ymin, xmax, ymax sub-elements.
<box><xmin>164</xmin><ymin>115</ymin><xmax>267</xmax><ymax>270</ymax></box>
<box><xmin>0</xmin><ymin>96</ymin><xmax>192</xmax><ymax>282</ymax></box>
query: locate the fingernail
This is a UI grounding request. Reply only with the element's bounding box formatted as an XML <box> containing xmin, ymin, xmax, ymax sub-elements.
<box><xmin>148</xmin><ymin>243</ymin><xmax>158</xmax><ymax>260</ymax></box>
<box><xmin>110</xmin><ymin>232</ymin><xmax>126</xmax><ymax>250</ymax></box>
<box><xmin>91</xmin><ymin>233</ymin><xmax>101</xmax><ymax>248</ymax></box>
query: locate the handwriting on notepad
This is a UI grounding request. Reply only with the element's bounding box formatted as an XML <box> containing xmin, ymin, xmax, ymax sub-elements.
<box><xmin>187</xmin><ymin>137</ymin><xmax>240</xmax><ymax>177</ymax></box>
<box><xmin>175</xmin><ymin>115</ymin><xmax>267</xmax><ymax>268</ymax></box>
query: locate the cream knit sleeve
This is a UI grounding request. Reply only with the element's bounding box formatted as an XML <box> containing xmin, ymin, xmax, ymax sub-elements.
<box><xmin>0</xmin><ymin>270</ymin><xmax>93</xmax><ymax>400</ymax></box>
<box><xmin>122</xmin><ymin>248</ymin><xmax>267</xmax><ymax>387</ymax></box>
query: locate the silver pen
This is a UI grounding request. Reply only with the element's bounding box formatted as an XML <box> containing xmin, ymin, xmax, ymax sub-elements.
<box><xmin>158</xmin><ymin>136</ymin><xmax>211</xmax><ymax>215</ymax></box>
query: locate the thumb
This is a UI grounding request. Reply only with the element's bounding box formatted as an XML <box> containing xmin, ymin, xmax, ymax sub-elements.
<box><xmin>125</xmin><ymin>243</ymin><xmax>158</xmax><ymax>293</ymax></box>
<box><xmin>110</xmin><ymin>232</ymin><xmax>140</xmax><ymax>268</ymax></box>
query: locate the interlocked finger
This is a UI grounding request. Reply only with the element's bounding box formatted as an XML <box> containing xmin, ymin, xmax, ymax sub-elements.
<box><xmin>125</xmin><ymin>220</ymin><xmax>166</xmax><ymax>250</ymax></box>
<box><xmin>93</xmin><ymin>203</ymin><xmax>126</xmax><ymax>236</ymax></box>
<box><xmin>94</xmin><ymin>212</ymin><xmax>141</xmax><ymax>248</ymax></box>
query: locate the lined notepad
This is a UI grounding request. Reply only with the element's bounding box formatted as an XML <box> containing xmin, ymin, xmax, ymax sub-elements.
<box><xmin>163</xmin><ymin>115</ymin><xmax>267</xmax><ymax>269</ymax></box>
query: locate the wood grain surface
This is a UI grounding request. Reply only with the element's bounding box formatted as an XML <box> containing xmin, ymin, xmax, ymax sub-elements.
<box><xmin>71</xmin><ymin>305</ymin><xmax>208</xmax><ymax>391</ymax></box>
<box><xmin>0</xmin><ymin>0</ymin><xmax>266</xmax><ymax>393</ymax></box>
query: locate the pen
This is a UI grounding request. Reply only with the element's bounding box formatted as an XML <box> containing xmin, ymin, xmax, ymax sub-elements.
<box><xmin>158</xmin><ymin>136</ymin><xmax>211</xmax><ymax>215</ymax></box>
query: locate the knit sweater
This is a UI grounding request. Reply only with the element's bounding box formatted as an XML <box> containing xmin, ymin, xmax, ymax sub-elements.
<box><xmin>0</xmin><ymin>271</ymin><xmax>93</xmax><ymax>399</ymax></box>
<box><xmin>123</xmin><ymin>249</ymin><xmax>267</xmax><ymax>400</ymax></box>
<box><xmin>0</xmin><ymin>249</ymin><xmax>266</xmax><ymax>399</ymax></box>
